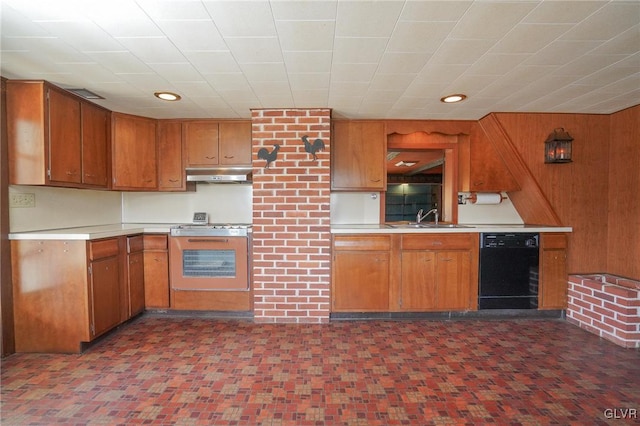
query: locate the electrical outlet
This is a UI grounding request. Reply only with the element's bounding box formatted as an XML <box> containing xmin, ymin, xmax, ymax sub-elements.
<box><xmin>10</xmin><ymin>193</ymin><xmax>36</xmax><ymax>208</ymax></box>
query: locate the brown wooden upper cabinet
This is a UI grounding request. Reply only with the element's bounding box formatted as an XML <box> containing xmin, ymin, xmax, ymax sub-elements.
<box><xmin>183</xmin><ymin>120</ymin><xmax>252</xmax><ymax>168</ymax></box>
<box><xmin>458</xmin><ymin>124</ymin><xmax>520</xmax><ymax>192</ymax></box>
<box><xmin>111</xmin><ymin>112</ymin><xmax>158</xmax><ymax>190</ymax></box>
<box><xmin>331</xmin><ymin>121</ymin><xmax>386</xmax><ymax>191</ymax></box>
<box><xmin>7</xmin><ymin>80</ymin><xmax>110</xmax><ymax>189</ymax></box>
<box><xmin>157</xmin><ymin>120</ymin><xmax>189</xmax><ymax>191</ymax></box>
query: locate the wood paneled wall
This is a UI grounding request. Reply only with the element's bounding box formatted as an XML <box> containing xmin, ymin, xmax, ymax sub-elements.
<box><xmin>489</xmin><ymin>112</ymin><xmax>615</xmax><ymax>276</ymax></box>
<box><xmin>607</xmin><ymin>105</ymin><xmax>640</xmax><ymax>279</ymax></box>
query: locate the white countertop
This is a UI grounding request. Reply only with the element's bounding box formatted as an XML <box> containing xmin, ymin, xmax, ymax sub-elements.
<box><xmin>9</xmin><ymin>222</ymin><xmax>573</xmax><ymax>240</ymax></box>
<box><xmin>8</xmin><ymin>223</ymin><xmax>176</xmax><ymax>240</ymax></box>
<box><xmin>331</xmin><ymin>224</ymin><xmax>572</xmax><ymax>234</ymax></box>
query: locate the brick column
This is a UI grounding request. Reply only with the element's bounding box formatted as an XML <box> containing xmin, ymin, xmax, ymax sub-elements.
<box><xmin>251</xmin><ymin>109</ymin><xmax>331</xmax><ymax>323</ymax></box>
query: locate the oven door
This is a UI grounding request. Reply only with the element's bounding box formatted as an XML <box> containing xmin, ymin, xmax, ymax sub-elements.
<box><xmin>169</xmin><ymin>236</ymin><xmax>249</xmax><ymax>290</ymax></box>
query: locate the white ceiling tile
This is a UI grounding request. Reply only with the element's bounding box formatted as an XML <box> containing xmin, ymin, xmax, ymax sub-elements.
<box><xmin>289</xmin><ymin>73</ymin><xmax>330</xmax><ymax>90</ymax></box>
<box><xmin>490</xmin><ymin>24</ymin><xmax>573</xmax><ymax>54</ymax></box>
<box><xmin>450</xmin><ymin>2</ymin><xmax>537</xmax><ymax>40</ymax></box>
<box><xmin>376</xmin><ymin>52</ymin><xmax>430</xmax><ymax>74</ymax></box>
<box><xmin>554</xmin><ymin>54</ymin><xmax>630</xmax><ymax>77</ymax></box>
<box><xmin>399</xmin><ymin>1</ymin><xmax>472</xmax><ymax>22</ymax></box>
<box><xmin>561</xmin><ymin>2</ymin><xmax>640</xmax><ymax>41</ymax></box>
<box><xmin>429</xmin><ymin>39</ymin><xmax>497</xmax><ymax>65</ymax></box>
<box><xmin>34</xmin><ymin>20</ymin><xmax>125</xmax><ymax>52</ymax></box>
<box><xmin>251</xmin><ymin>80</ymin><xmax>291</xmax><ymax>97</ymax></box>
<box><xmin>283</xmin><ymin>52</ymin><xmax>332</xmax><ymax>73</ymax></box>
<box><xmin>275</xmin><ymin>20</ymin><xmax>335</xmax><ymax>51</ymax></box>
<box><xmin>335</xmin><ymin>1</ymin><xmax>403</xmax><ymax>37</ymax></box>
<box><xmin>523</xmin><ymin>1</ymin><xmax>606</xmax><ymax>24</ymax></box>
<box><xmin>369</xmin><ymin>74</ymin><xmax>414</xmax><ymax>92</ymax></box>
<box><xmin>155</xmin><ymin>20</ymin><xmax>227</xmax><ymax>51</ymax></box>
<box><xmin>330</xmin><ymin>63</ymin><xmax>378</xmax><ymax>82</ymax></box>
<box><xmin>271</xmin><ymin>1</ymin><xmax>337</xmax><ymax>21</ymax></box>
<box><xmin>169</xmin><ymin>81</ymin><xmax>220</xmax><ymax>98</ymax></box>
<box><xmin>146</xmin><ymin>62</ymin><xmax>203</xmax><ymax>81</ymax></box>
<box><xmin>83</xmin><ymin>51</ymin><xmax>152</xmax><ymax>74</ymax></box>
<box><xmin>291</xmin><ymin>90</ymin><xmax>329</xmax><ymax>106</ymax></box>
<box><xmin>329</xmin><ymin>81</ymin><xmax>369</xmax><ymax>97</ymax></box>
<box><xmin>204</xmin><ymin>73</ymin><xmax>251</xmax><ymax>92</ymax></box>
<box><xmin>386</xmin><ymin>21</ymin><xmax>455</xmax><ymax>53</ymax></box>
<box><xmin>114</xmin><ymin>37</ymin><xmax>186</xmax><ymax>62</ymax></box>
<box><xmin>465</xmin><ymin>54</ymin><xmax>529</xmax><ymax>76</ymax></box>
<box><xmin>523</xmin><ymin>40</ymin><xmax>601</xmax><ymax>66</ymax></box>
<box><xmin>204</xmin><ymin>1</ymin><xmax>276</xmax><ymax>37</ymax></box>
<box><xmin>136</xmin><ymin>0</ymin><xmax>212</xmax><ymax>20</ymax></box>
<box><xmin>224</xmin><ymin>37</ymin><xmax>283</xmax><ymax>63</ymax></box>
<box><xmin>239</xmin><ymin>63</ymin><xmax>287</xmax><ymax>82</ymax></box>
<box><xmin>333</xmin><ymin>37</ymin><xmax>387</xmax><ymax>63</ymax></box>
<box><xmin>413</xmin><ymin>64</ymin><xmax>468</xmax><ymax>85</ymax></box>
<box><xmin>590</xmin><ymin>25</ymin><xmax>640</xmax><ymax>55</ymax></box>
<box><xmin>184</xmin><ymin>51</ymin><xmax>241</xmax><ymax>73</ymax></box>
<box><xmin>0</xmin><ymin>6</ymin><xmax>54</xmax><ymax>37</ymax></box>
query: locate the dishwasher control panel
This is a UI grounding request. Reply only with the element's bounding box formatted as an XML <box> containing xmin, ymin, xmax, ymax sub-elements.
<box><xmin>481</xmin><ymin>233</ymin><xmax>539</xmax><ymax>248</ymax></box>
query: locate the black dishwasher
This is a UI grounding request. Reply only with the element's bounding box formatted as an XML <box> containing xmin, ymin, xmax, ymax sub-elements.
<box><xmin>478</xmin><ymin>233</ymin><xmax>539</xmax><ymax>309</ymax></box>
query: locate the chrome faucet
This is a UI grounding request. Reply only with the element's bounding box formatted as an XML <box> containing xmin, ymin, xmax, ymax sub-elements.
<box><xmin>416</xmin><ymin>208</ymin><xmax>439</xmax><ymax>225</ymax></box>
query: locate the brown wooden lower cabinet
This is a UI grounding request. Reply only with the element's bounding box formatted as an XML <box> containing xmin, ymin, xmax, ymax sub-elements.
<box><xmin>332</xmin><ymin>233</ymin><xmax>479</xmax><ymax>313</ymax></box>
<box><xmin>11</xmin><ymin>235</ymin><xmax>150</xmax><ymax>353</ymax></box>
<box><xmin>143</xmin><ymin>234</ymin><xmax>170</xmax><ymax>309</ymax></box>
<box><xmin>539</xmin><ymin>233</ymin><xmax>568</xmax><ymax>309</ymax></box>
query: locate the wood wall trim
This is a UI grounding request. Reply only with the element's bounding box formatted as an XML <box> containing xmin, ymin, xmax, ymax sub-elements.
<box><xmin>1</xmin><ymin>77</ymin><xmax>16</xmax><ymax>356</ymax></box>
<box><xmin>479</xmin><ymin>113</ymin><xmax>562</xmax><ymax>226</ymax></box>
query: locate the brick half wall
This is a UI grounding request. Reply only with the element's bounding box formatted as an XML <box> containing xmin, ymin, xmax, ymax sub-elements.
<box><xmin>251</xmin><ymin>109</ymin><xmax>331</xmax><ymax>323</ymax></box>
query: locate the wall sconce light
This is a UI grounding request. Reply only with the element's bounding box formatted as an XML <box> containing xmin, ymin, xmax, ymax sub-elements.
<box><xmin>544</xmin><ymin>128</ymin><xmax>573</xmax><ymax>163</ymax></box>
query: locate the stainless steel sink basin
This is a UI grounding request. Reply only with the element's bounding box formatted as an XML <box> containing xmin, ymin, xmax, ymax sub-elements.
<box><xmin>422</xmin><ymin>223</ymin><xmax>471</xmax><ymax>228</ymax></box>
<box><xmin>387</xmin><ymin>223</ymin><xmax>427</xmax><ymax>228</ymax></box>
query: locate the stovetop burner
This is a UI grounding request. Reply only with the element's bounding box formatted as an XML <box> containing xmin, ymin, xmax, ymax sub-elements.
<box><xmin>170</xmin><ymin>223</ymin><xmax>252</xmax><ymax>237</ymax></box>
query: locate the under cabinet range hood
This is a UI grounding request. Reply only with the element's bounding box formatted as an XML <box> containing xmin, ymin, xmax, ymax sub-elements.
<box><xmin>186</xmin><ymin>167</ymin><xmax>252</xmax><ymax>183</ymax></box>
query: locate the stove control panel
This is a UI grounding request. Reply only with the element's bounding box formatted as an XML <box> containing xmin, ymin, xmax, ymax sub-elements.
<box><xmin>192</xmin><ymin>212</ymin><xmax>208</xmax><ymax>224</ymax></box>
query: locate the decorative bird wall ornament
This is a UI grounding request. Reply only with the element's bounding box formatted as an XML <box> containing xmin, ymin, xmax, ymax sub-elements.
<box><xmin>257</xmin><ymin>144</ymin><xmax>280</xmax><ymax>169</ymax></box>
<box><xmin>301</xmin><ymin>135</ymin><xmax>325</xmax><ymax>161</ymax></box>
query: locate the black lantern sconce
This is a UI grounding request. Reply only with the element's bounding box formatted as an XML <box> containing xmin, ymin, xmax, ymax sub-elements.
<box><xmin>544</xmin><ymin>128</ymin><xmax>573</xmax><ymax>163</ymax></box>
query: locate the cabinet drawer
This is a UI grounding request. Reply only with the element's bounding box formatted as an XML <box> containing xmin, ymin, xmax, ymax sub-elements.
<box><xmin>89</xmin><ymin>238</ymin><xmax>119</xmax><ymax>260</ymax></box>
<box><xmin>144</xmin><ymin>234</ymin><xmax>168</xmax><ymax>250</ymax></box>
<box><xmin>541</xmin><ymin>233</ymin><xmax>567</xmax><ymax>249</ymax></box>
<box><xmin>127</xmin><ymin>235</ymin><xmax>144</xmax><ymax>253</ymax></box>
<box><xmin>402</xmin><ymin>233</ymin><xmax>475</xmax><ymax>250</ymax></box>
<box><xmin>333</xmin><ymin>235</ymin><xmax>391</xmax><ymax>251</ymax></box>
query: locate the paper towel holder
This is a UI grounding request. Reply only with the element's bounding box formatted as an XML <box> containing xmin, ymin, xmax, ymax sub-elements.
<box><xmin>463</xmin><ymin>192</ymin><xmax>507</xmax><ymax>205</ymax></box>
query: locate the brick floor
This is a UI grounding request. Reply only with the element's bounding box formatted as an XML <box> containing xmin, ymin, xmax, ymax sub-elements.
<box><xmin>1</xmin><ymin>316</ymin><xmax>639</xmax><ymax>425</ymax></box>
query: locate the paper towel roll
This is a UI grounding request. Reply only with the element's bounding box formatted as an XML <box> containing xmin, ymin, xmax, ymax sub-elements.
<box><xmin>470</xmin><ymin>193</ymin><xmax>503</xmax><ymax>205</ymax></box>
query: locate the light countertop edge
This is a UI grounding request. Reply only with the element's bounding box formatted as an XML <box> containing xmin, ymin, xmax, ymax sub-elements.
<box><xmin>8</xmin><ymin>223</ymin><xmax>176</xmax><ymax>240</ymax></box>
<box><xmin>330</xmin><ymin>224</ymin><xmax>573</xmax><ymax>234</ymax></box>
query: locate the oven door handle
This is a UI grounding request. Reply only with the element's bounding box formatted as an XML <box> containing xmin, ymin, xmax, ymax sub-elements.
<box><xmin>187</xmin><ymin>238</ymin><xmax>229</xmax><ymax>243</ymax></box>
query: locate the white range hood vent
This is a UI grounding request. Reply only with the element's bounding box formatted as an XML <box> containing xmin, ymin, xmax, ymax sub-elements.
<box><xmin>186</xmin><ymin>167</ymin><xmax>252</xmax><ymax>183</ymax></box>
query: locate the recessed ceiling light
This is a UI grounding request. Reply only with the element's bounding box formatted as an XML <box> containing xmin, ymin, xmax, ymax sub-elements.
<box><xmin>440</xmin><ymin>94</ymin><xmax>467</xmax><ymax>103</ymax></box>
<box><xmin>154</xmin><ymin>91</ymin><xmax>181</xmax><ymax>101</ymax></box>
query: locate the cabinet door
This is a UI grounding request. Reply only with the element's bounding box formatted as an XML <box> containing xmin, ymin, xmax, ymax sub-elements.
<box><xmin>157</xmin><ymin>121</ymin><xmax>185</xmax><ymax>190</ymax></box>
<box><xmin>219</xmin><ymin>121</ymin><xmax>252</xmax><ymax>165</ymax></box>
<box><xmin>90</xmin><ymin>256</ymin><xmax>121</xmax><ymax>338</ymax></box>
<box><xmin>332</xmin><ymin>251</ymin><xmax>389</xmax><ymax>311</ymax></box>
<box><xmin>112</xmin><ymin>113</ymin><xmax>157</xmax><ymax>190</ymax></box>
<box><xmin>332</xmin><ymin>121</ymin><xmax>385</xmax><ymax>190</ymax></box>
<box><xmin>48</xmin><ymin>88</ymin><xmax>82</xmax><ymax>184</ymax></box>
<box><xmin>144</xmin><ymin>251</ymin><xmax>170</xmax><ymax>308</ymax></box>
<box><xmin>81</xmin><ymin>102</ymin><xmax>109</xmax><ymax>187</ymax></box>
<box><xmin>128</xmin><ymin>251</ymin><xmax>145</xmax><ymax>316</ymax></box>
<box><xmin>540</xmin><ymin>233</ymin><xmax>568</xmax><ymax>309</ymax></box>
<box><xmin>400</xmin><ymin>251</ymin><xmax>437</xmax><ymax>310</ymax></box>
<box><xmin>436</xmin><ymin>251</ymin><xmax>471</xmax><ymax>310</ymax></box>
<box><xmin>184</xmin><ymin>121</ymin><xmax>219</xmax><ymax>167</ymax></box>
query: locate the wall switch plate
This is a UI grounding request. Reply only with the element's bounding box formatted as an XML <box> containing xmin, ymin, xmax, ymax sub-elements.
<box><xmin>10</xmin><ymin>193</ymin><xmax>36</xmax><ymax>208</ymax></box>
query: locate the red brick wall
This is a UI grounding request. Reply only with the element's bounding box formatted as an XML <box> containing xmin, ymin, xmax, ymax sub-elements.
<box><xmin>251</xmin><ymin>109</ymin><xmax>331</xmax><ymax>323</ymax></box>
<box><xmin>567</xmin><ymin>274</ymin><xmax>640</xmax><ymax>348</ymax></box>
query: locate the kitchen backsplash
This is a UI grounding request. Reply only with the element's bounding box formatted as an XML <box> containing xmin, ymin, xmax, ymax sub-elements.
<box><xmin>9</xmin><ymin>185</ymin><xmax>122</xmax><ymax>232</ymax></box>
<box><xmin>122</xmin><ymin>184</ymin><xmax>253</xmax><ymax>224</ymax></box>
